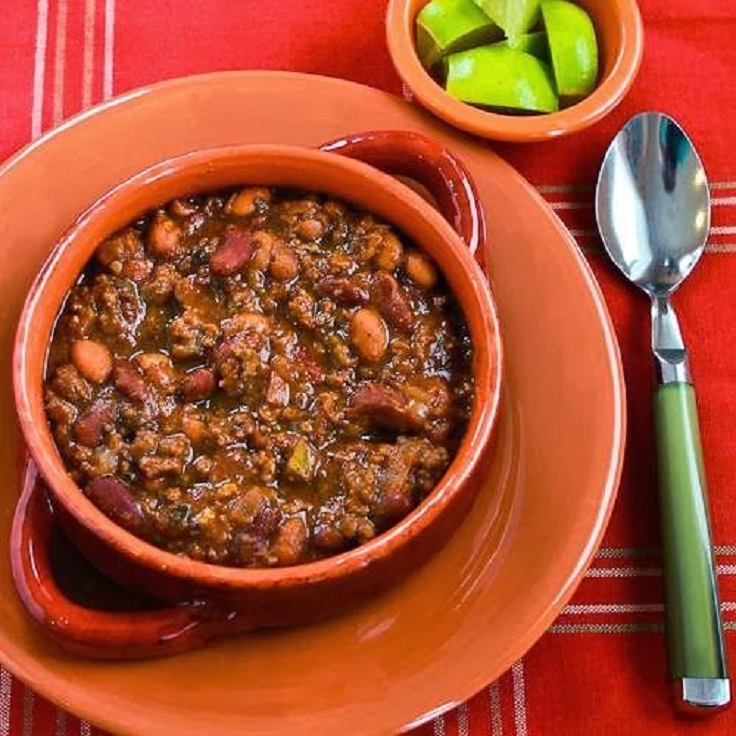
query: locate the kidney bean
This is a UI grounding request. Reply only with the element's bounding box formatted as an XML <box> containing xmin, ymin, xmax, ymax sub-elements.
<box><xmin>147</xmin><ymin>213</ymin><xmax>181</xmax><ymax>259</ymax></box>
<box><xmin>371</xmin><ymin>488</ymin><xmax>414</xmax><ymax>530</ymax></box>
<box><xmin>73</xmin><ymin>402</ymin><xmax>115</xmax><ymax>447</ymax></box>
<box><xmin>181</xmin><ymin>367</ymin><xmax>216</xmax><ymax>401</ymax></box>
<box><xmin>349</xmin><ymin>308</ymin><xmax>388</xmax><ymax>363</ymax></box>
<box><xmin>85</xmin><ymin>476</ymin><xmax>145</xmax><ymax>534</ymax></box>
<box><xmin>211</xmin><ymin>231</ymin><xmax>254</xmax><ymax>277</ymax></box>
<box><xmin>70</xmin><ymin>340</ymin><xmax>112</xmax><ymax>384</ymax></box>
<box><xmin>316</xmin><ymin>276</ymin><xmax>369</xmax><ymax>306</ymax></box>
<box><xmin>312</xmin><ymin>523</ymin><xmax>345</xmax><ymax>552</ymax></box>
<box><xmin>350</xmin><ymin>383</ymin><xmax>423</xmax><ymax>432</ymax></box>
<box><xmin>371</xmin><ymin>272</ymin><xmax>415</xmax><ymax>331</ymax></box>
<box><xmin>113</xmin><ymin>362</ymin><xmax>150</xmax><ymax>403</ymax></box>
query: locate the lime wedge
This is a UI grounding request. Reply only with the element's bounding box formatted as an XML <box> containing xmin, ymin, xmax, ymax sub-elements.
<box><xmin>416</xmin><ymin>0</ymin><xmax>502</xmax><ymax>68</ymax></box>
<box><xmin>540</xmin><ymin>0</ymin><xmax>598</xmax><ymax>101</ymax></box>
<box><xmin>504</xmin><ymin>31</ymin><xmax>547</xmax><ymax>59</ymax></box>
<box><xmin>446</xmin><ymin>45</ymin><xmax>558</xmax><ymax>113</ymax></box>
<box><xmin>472</xmin><ymin>0</ymin><xmax>541</xmax><ymax>42</ymax></box>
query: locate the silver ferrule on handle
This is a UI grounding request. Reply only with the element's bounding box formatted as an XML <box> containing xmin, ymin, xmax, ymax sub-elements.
<box><xmin>677</xmin><ymin>678</ymin><xmax>731</xmax><ymax>714</ymax></box>
<box><xmin>651</xmin><ymin>295</ymin><xmax>692</xmax><ymax>384</ymax></box>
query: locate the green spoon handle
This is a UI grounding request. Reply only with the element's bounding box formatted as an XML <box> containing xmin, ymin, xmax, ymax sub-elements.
<box><xmin>654</xmin><ymin>382</ymin><xmax>730</xmax><ymax>711</ymax></box>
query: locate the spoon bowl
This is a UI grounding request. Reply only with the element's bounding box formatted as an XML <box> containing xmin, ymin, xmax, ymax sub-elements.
<box><xmin>596</xmin><ymin>112</ymin><xmax>710</xmax><ymax>296</ymax></box>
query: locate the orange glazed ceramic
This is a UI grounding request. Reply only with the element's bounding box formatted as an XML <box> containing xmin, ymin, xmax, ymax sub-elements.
<box><xmin>12</xmin><ymin>131</ymin><xmax>502</xmax><ymax>658</ymax></box>
<box><xmin>0</xmin><ymin>72</ymin><xmax>624</xmax><ymax>736</ymax></box>
<box><xmin>386</xmin><ymin>0</ymin><xmax>644</xmax><ymax>142</ymax></box>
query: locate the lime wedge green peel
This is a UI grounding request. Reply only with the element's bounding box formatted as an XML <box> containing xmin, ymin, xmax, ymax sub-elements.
<box><xmin>541</xmin><ymin>0</ymin><xmax>598</xmax><ymax>100</ymax></box>
<box><xmin>472</xmin><ymin>0</ymin><xmax>540</xmax><ymax>42</ymax></box>
<box><xmin>446</xmin><ymin>45</ymin><xmax>558</xmax><ymax>113</ymax></box>
<box><xmin>416</xmin><ymin>0</ymin><xmax>502</xmax><ymax>68</ymax></box>
<box><xmin>502</xmin><ymin>31</ymin><xmax>547</xmax><ymax>59</ymax></box>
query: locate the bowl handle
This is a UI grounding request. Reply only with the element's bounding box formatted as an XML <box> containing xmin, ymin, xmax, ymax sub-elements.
<box><xmin>319</xmin><ymin>130</ymin><xmax>486</xmax><ymax>257</ymax></box>
<box><xmin>10</xmin><ymin>461</ymin><xmax>253</xmax><ymax>659</ymax></box>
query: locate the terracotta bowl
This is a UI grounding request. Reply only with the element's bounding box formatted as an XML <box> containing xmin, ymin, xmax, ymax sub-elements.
<box><xmin>386</xmin><ymin>0</ymin><xmax>644</xmax><ymax>142</ymax></box>
<box><xmin>12</xmin><ymin>130</ymin><xmax>502</xmax><ymax>659</ymax></box>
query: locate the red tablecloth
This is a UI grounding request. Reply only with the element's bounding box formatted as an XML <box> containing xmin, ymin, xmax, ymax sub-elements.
<box><xmin>1</xmin><ymin>1</ymin><xmax>735</xmax><ymax>734</ymax></box>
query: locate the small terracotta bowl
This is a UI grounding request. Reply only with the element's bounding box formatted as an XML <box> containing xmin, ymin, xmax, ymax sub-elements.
<box><xmin>12</xmin><ymin>131</ymin><xmax>502</xmax><ymax>658</ymax></box>
<box><xmin>386</xmin><ymin>0</ymin><xmax>644</xmax><ymax>142</ymax></box>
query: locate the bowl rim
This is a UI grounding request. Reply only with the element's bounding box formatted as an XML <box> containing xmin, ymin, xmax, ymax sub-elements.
<box><xmin>386</xmin><ymin>0</ymin><xmax>645</xmax><ymax>142</ymax></box>
<box><xmin>13</xmin><ymin>142</ymin><xmax>503</xmax><ymax>589</ymax></box>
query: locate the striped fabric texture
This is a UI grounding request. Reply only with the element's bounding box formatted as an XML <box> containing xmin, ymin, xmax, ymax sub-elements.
<box><xmin>1</xmin><ymin>1</ymin><xmax>735</xmax><ymax>734</ymax></box>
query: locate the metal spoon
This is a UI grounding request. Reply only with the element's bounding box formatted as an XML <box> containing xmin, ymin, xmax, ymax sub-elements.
<box><xmin>595</xmin><ymin>112</ymin><xmax>730</xmax><ymax>713</ymax></box>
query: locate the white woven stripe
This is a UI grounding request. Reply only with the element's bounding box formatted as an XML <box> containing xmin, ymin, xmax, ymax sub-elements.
<box><xmin>595</xmin><ymin>547</ymin><xmax>655</xmax><ymax>559</ymax></box>
<box><xmin>563</xmin><ymin>603</ymin><xmax>663</xmax><ymax>615</ymax></box>
<box><xmin>21</xmin><ymin>686</ymin><xmax>34</xmax><ymax>736</ymax></box>
<box><xmin>549</xmin><ymin>200</ymin><xmax>590</xmax><ymax>211</ymax></box>
<box><xmin>31</xmin><ymin>0</ymin><xmax>49</xmax><ymax>138</ymax></box>
<box><xmin>82</xmin><ymin>0</ymin><xmax>96</xmax><ymax>109</ymax></box>
<box><xmin>550</xmin><ymin>623</ymin><xmax>663</xmax><ymax>634</ymax></box>
<box><xmin>457</xmin><ymin>701</ymin><xmax>470</xmax><ymax>736</ymax></box>
<box><xmin>596</xmin><ymin>545</ymin><xmax>736</xmax><ymax>559</ymax></box>
<box><xmin>585</xmin><ymin>566</ymin><xmax>661</xmax><ymax>578</ymax></box>
<box><xmin>586</xmin><ymin>564</ymin><xmax>736</xmax><ymax>576</ymax></box>
<box><xmin>80</xmin><ymin>720</ymin><xmax>92</xmax><ymax>736</ymax></box>
<box><xmin>712</xmin><ymin>196</ymin><xmax>736</xmax><ymax>206</ymax></box>
<box><xmin>488</xmin><ymin>681</ymin><xmax>503</xmax><ymax>736</ymax></box>
<box><xmin>432</xmin><ymin>713</ymin><xmax>446</xmax><ymax>736</ymax></box>
<box><xmin>535</xmin><ymin>183</ymin><xmax>591</xmax><ymax>194</ymax></box>
<box><xmin>706</xmin><ymin>243</ymin><xmax>736</xmax><ymax>253</ymax></box>
<box><xmin>52</xmin><ymin>0</ymin><xmax>68</xmax><ymax>125</ymax></box>
<box><xmin>535</xmin><ymin>181</ymin><xmax>736</xmax><ymax>195</ymax></box>
<box><xmin>511</xmin><ymin>661</ymin><xmax>527</xmax><ymax>736</ymax></box>
<box><xmin>103</xmin><ymin>0</ymin><xmax>115</xmax><ymax>99</ymax></box>
<box><xmin>0</xmin><ymin>669</ymin><xmax>12</xmax><ymax>736</ymax></box>
<box><xmin>54</xmin><ymin>709</ymin><xmax>67</xmax><ymax>736</ymax></box>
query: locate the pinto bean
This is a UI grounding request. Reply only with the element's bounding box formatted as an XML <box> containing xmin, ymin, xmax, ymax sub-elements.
<box><xmin>404</xmin><ymin>250</ymin><xmax>438</xmax><ymax>289</ymax></box>
<box><xmin>249</xmin><ymin>231</ymin><xmax>276</xmax><ymax>271</ymax></box>
<box><xmin>73</xmin><ymin>402</ymin><xmax>115</xmax><ymax>447</ymax></box>
<box><xmin>147</xmin><ymin>213</ymin><xmax>181</xmax><ymax>259</ymax></box>
<box><xmin>85</xmin><ymin>476</ymin><xmax>145</xmax><ymax>534</ymax></box>
<box><xmin>96</xmin><ymin>229</ymin><xmax>143</xmax><ymax>270</ymax></box>
<box><xmin>70</xmin><ymin>340</ymin><xmax>112</xmax><ymax>384</ymax></box>
<box><xmin>113</xmin><ymin>362</ymin><xmax>150</xmax><ymax>403</ymax></box>
<box><xmin>227</xmin><ymin>187</ymin><xmax>271</xmax><ymax>216</ymax></box>
<box><xmin>135</xmin><ymin>352</ymin><xmax>179</xmax><ymax>394</ymax></box>
<box><xmin>269</xmin><ymin>243</ymin><xmax>299</xmax><ymax>281</ymax></box>
<box><xmin>371</xmin><ymin>272</ymin><xmax>415</xmax><ymax>331</ymax></box>
<box><xmin>316</xmin><ymin>276</ymin><xmax>369</xmax><ymax>306</ymax></box>
<box><xmin>296</xmin><ymin>218</ymin><xmax>325</xmax><ymax>240</ymax></box>
<box><xmin>349</xmin><ymin>308</ymin><xmax>388</xmax><ymax>363</ymax></box>
<box><xmin>211</xmin><ymin>231</ymin><xmax>254</xmax><ymax>277</ymax></box>
<box><xmin>168</xmin><ymin>198</ymin><xmax>198</xmax><ymax>217</ymax></box>
<box><xmin>271</xmin><ymin>516</ymin><xmax>308</xmax><ymax>566</ymax></box>
<box><xmin>373</xmin><ymin>230</ymin><xmax>404</xmax><ymax>271</ymax></box>
<box><xmin>349</xmin><ymin>383</ymin><xmax>423</xmax><ymax>432</ymax></box>
<box><xmin>181</xmin><ymin>368</ymin><xmax>216</xmax><ymax>401</ymax></box>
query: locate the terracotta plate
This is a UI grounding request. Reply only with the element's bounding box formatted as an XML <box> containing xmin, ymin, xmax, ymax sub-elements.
<box><xmin>0</xmin><ymin>72</ymin><xmax>625</xmax><ymax>735</ymax></box>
